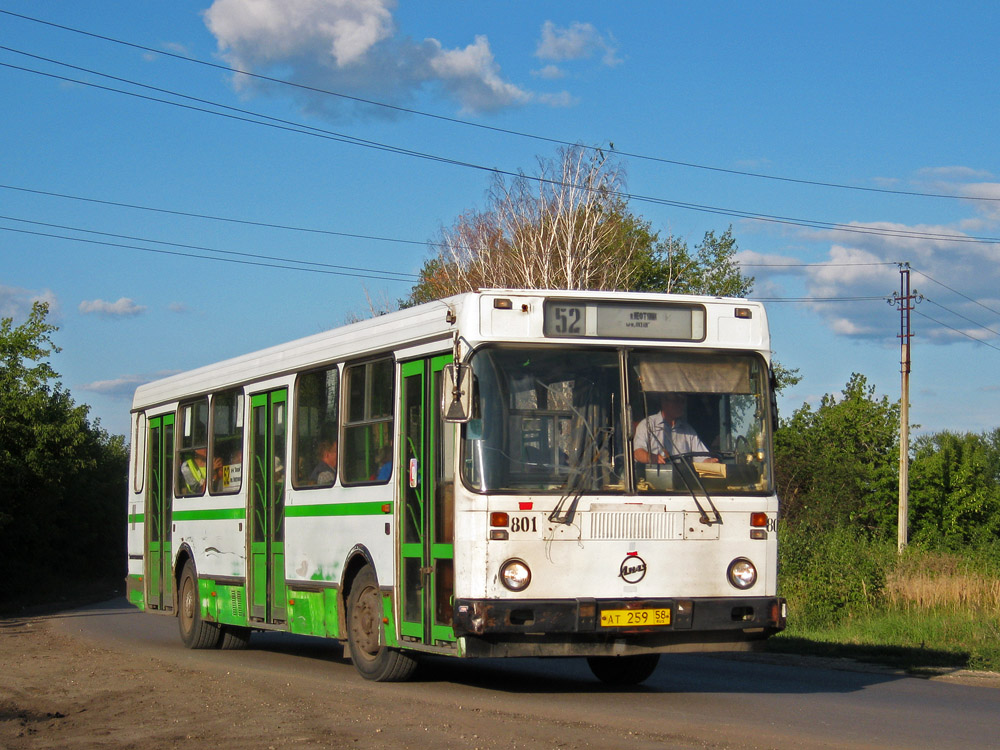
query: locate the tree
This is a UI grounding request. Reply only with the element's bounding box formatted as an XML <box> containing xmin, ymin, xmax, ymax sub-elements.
<box><xmin>408</xmin><ymin>145</ymin><xmax>755</xmax><ymax>304</ymax></box>
<box><xmin>0</xmin><ymin>302</ymin><xmax>128</xmax><ymax>604</ymax></box>
<box><xmin>909</xmin><ymin>430</ymin><xmax>1000</xmax><ymax>548</ymax></box>
<box><xmin>631</xmin><ymin>226</ymin><xmax>754</xmax><ymax>298</ymax></box>
<box><xmin>774</xmin><ymin>373</ymin><xmax>899</xmax><ymax>535</ymax></box>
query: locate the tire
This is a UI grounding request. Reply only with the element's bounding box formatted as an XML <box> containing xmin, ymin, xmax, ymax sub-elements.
<box><xmin>346</xmin><ymin>565</ymin><xmax>417</xmax><ymax>682</ymax></box>
<box><xmin>218</xmin><ymin>626</ymin><xmax>252</xmax><ymax>650</ymax></box>
<box><xmin>178</xmin><ymin>560</ymin><xmax>222</xmax><ymax>649</ymax></box>
<box><xmin>586</xmin><ymin>653</ymin><xmax>660</xmax><ymax>686</ymax></box>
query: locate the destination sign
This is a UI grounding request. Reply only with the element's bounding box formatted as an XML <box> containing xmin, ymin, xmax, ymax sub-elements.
<box><xmin>543</xmin><ymin>301</ymin><xmax>705</xmax><ymax>341</ymax></box>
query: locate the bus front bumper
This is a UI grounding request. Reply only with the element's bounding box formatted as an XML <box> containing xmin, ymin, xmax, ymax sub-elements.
<box><xmin>453</xmin><ymin>596</ymin><xmax>787</xmax><ymax>658</ymax></box>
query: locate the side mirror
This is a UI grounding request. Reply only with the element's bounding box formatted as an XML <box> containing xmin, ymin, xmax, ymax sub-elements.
<box><xmin>441</xmin><ymin>363</ymin><xmax>472</xmax><ymax>423</ymax></box>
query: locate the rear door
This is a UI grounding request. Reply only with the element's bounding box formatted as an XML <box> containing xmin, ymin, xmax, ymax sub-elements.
<box><xmin>399</xmin><ymin>355</ymin><xmax>456</xmax><ymax>645</ymax></box>
<box><xmin>146</xmin><ymin>413</ymin><xmax>174</xmax><ymax>611</ymax></box>
<box><xmin>248</xmin><ymin>389</ymin><xmax>288</xmax><ymax>624</ymax></box>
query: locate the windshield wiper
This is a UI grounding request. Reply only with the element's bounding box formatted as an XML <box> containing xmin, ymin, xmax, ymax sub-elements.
<box><xmin>668</xmin><ymin>452</ymin><xmax>723</xmax><ymax>526</ymax></box>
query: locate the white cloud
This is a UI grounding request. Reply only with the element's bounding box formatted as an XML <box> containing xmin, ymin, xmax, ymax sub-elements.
<box><xmin>532</xmin><ymin>64</ymin><xmax>566</xmax><ymax>80</ymax></box>
<box><xmin>0</xmin><ymin>284</ymin><xmax>58</xmax><ymax>320</ymax></box>
<box><xmin>536</xmin><ymin>21</ymin><xmax>620</xmax><ymax>66</ymax></box>
<box><xmin>916</xmin><ymin>166</ymin><xmax>994</xmax><ymax>181</ymax></box>
<box><xmin>79</xmin><ymin>298</ymin><xmax>147</xmax><ymax>317</ymax></box>
<box><xmin>81</xmin><ymin>371</ymin><xmax>180</xmax><ymax>398</ymax></box>
<box><xmin>203</xmin><ymin>0</ymin><xmax>538</xmax><ymax>115</ymax></box>
<box><xmin>752</xmin><ymin>206</ymin><xmax>1000</xmax><ymax>345</ymax></box>
<box><xmin>427</xmin><ymin>36</ymin><xmax>530</xmax><ymax>113</ymax></box>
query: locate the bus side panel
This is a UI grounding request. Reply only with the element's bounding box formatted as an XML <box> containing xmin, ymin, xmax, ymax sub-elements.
<box><xmin>173</xmin><ymin>509</ymin><xmax>248</xmax><ymax>581</ymax></box>
<box><xmin>284</xmin><ymin>485</ymin><xmax>396</xmax><ymax>638</ymax></box>
<box><xmin>126</xmin><ymin>495</ymin><xmax>145</xmax><ymax>610</ymax></box>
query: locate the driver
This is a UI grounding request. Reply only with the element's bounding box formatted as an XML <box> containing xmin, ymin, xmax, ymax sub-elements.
<box><xmin>633</xmin><ymin>393</ymin><xmax>716</xmax><ymax>464</ymax></box>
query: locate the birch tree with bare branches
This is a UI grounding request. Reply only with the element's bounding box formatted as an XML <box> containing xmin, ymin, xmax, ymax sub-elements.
<box><xmin>408</xmin><ymin>145</ymin><xmax>754</xmax><ymax>305</ymax></box>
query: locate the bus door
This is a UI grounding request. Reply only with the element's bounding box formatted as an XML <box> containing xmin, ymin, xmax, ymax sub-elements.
<box><xmin>146</xmin><ymin>413</ymin><xmax>174</xmax><ymax>611</ymax></box>
<box><xmin>400</xmin><ymin>355</ymin><xmax>456</xmax><ymax>646</ymax></box>
<box><xmin>248</xmin><ymin>389</ymin><xmax>288</xmax><ymax>624</ymax></box>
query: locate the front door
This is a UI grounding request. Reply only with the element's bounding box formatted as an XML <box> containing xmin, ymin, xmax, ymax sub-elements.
<box><xmin>249</xmin><ymin>389</ymin><xmax>288</xmax><ymax>624</ymax></box>
<box><xmin>400</xmin><ymin>355</ymin><xmax>456</xmax><ymax>645</ymax></box>
<box><xmin>146</xmin><ymin>413</ymin><xmax>174</xmax><ymax>611</ymax></box>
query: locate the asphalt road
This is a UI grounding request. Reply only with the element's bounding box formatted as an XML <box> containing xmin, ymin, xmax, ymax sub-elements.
<box><xmin>55</xmin><ymin>600</ymin><xmax>1000</xmax><ymax>749</ymax></box>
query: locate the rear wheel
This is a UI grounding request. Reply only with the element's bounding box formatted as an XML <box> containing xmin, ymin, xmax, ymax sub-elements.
<box><xmin>346</xmin><ymin>565</ymin><xmax>417</xmax><ymax>681</ymax></box>
<box><xmin>218</xmin><ymin>626</ymin><xmax>252</xmax><ymax>650</ymax></box>
<box><xmin>586</xmin><ymin>653</ymin><xmax>660</xmax><ymax>685</ymax></box>
<box><xmin>178</xmin><ymin>560</ymin><xmax>222</xmax><ymax>649</ymax></box>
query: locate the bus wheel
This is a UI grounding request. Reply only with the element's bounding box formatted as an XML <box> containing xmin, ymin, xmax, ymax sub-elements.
<box><xmin>346</xmin><ymin>566</ymin><xmax>417</xmax><ymax>682</ymax></box>
<box><xmin>178</xmin><ymin>560</ymin><xmax>221</xmax><ymax>649</ymax></box>
<box><xmin>586</xmin><ymin>654</ymin><xmax>660</xmax><ymax>685</ymax></box>
<box><xmin>218</xmin><ymin>625</ymin><xmax>252</xmax><ymax>650</ymax></box>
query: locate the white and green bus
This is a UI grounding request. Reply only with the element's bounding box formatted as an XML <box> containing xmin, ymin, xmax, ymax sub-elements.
<box><xmin>127</xmin><ymin>289</ymin><xmax>786</xmax><ymax>684</ymax></box>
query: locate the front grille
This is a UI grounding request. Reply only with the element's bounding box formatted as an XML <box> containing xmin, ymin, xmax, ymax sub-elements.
<box><xmin>589</xmin><ymin>510</ymin><xmax>681</xmax><ymax>540</ymax></box>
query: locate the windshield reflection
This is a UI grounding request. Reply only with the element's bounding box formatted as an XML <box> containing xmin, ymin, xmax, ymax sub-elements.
<box><xmin>461</xmin><ymin>347</ymin><xmax>771</xmax><ymax>495</ymax></box>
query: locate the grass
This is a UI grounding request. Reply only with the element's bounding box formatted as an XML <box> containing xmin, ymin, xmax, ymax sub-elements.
<box><xmin>772</xmin><ymin>543</ymin><xmax>1000</xmax><ymax>673</ymax></box>
<box><xmin>768</xmin><ymin>608</ymin><xmax>1000</xmax><ymax>672</ymax></box>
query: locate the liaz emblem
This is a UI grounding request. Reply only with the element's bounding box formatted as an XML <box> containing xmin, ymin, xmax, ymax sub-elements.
<box><xmin>619</xmin><ymin>554</ymin><xmax>647</xmax><ymax>583</ymax></box>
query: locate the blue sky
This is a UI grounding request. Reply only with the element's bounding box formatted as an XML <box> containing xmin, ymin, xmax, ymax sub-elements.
<box><xmin>2</xmin><ymin>1</ymin><xmax>999</xmax><ymax>440</ymax></box>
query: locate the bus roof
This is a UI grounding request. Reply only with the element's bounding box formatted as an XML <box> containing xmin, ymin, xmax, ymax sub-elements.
<box><xmin>131</xmin><ymin>289</ymin><xmax>768</xmax><ymax>412</ymax></box>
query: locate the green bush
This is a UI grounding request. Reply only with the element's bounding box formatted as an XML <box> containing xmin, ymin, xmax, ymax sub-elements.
<box><xmin>779</xmin><ymin>524</ymin><xmax>895</xmax><ymax>629</ymax></box>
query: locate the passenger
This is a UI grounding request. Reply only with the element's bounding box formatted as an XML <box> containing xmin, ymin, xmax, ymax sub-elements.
<box><xmin>308</xmin><ymin>439</ymin><xmax>337</xmax><ymax>485</ymax></box>
<box><xmin>633</xmin><ymin>393</ymin><xmax>716</xmax><ymax>464</ymax></box>
<box><xmin>180</xmin><ymin>448</ymin><xmax>208</xmax><ymax>494</ymax></box>
<box><xmin>375</xmin><ymin>442</ymin><xmax>392</xmax><ymax>481</ymax></box>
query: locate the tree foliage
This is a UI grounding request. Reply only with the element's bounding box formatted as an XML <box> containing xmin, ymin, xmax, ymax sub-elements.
<box><xmin>0</xmin><ymin>302</ymin><xmax>128</xmax><ymax>606</ymax></box>
<box><xmin>775</xmin><ymin>373</ymin><xmax>900</xmax><ymax>534</ymax></box>
<box><xmin>909</xmin><ymin>430</ymin><xmax>1000</xmax><ymax>548</ymax></box>
<box><xmin>407</xmin><ymin>146</ymin><xmax>754</xmax><ymax>304</ymax></box>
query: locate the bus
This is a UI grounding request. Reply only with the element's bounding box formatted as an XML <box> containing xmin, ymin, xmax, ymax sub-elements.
<box><xmin>126</xmin><ymin>289</ymin><xmax>786</xmax><ymax>684</ymax></box>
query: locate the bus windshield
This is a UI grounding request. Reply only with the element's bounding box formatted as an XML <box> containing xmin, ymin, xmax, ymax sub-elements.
<box><xmin>461</xmin><ymin>346</ymin><xmax>771</xmax><ymax>495</ymax></box>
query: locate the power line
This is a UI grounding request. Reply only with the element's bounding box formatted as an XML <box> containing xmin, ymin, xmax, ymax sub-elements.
<box><xmin>0</xmin><ymin>225</ymin><xmax>414</xmax><ymax>283</ymax></box>
<box><xmin>0</xmin><ymin>184</ymin><xmax>429</xmax><ymax>249</ymax></box>
<box><xmin>750</xmin><ymin>296</ymin><xmax>890</xmax><ymax>302</ymax></box>
<box><xmin>6</xmin><ymin>51</ymin><xmax>1000</xmax><ymax>247</ymax></box>
<box><xmin>914</xmin><ymin>308</ymin><xmax>1000</xmax><ymax>352</ymax></box>
<box><xmin>922</xmin><ymin>296</ymin><xmax>1000</xmax><ymax>340</ymax></box>
<box><xmin>741</xmin><ymin>261</ymin><xmax>898</xmax><ymax>268</ymax></box>
<box><xmin>3</xmin><ymin>7</ymin><xmax>999</xmax><ymax>205</ymax></box>
<box><xmin>0</xmin><ymin>215</ymin><xmax>418</xmax><ymax>280</ymax></box>
<box><xmin>911</xmin><ymin>268</ymin><xmax>1000</xmax><ymax>318</ymax></box>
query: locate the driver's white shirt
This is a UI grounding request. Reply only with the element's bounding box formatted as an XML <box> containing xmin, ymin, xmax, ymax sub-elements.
<box><xmin>633</xmin><ymin>413</ymin><xmax>708</xmax><ymax>460</ymax></box>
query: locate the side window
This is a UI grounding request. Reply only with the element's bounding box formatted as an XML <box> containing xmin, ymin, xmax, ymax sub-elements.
<box><xmin>176</xmin><ymin>398</ymin><xmax>209</xmax><ymax>497</ymax></box>
<box><xmin>132</xmin><ymin>411</ymin><xmax>147</xmax><ymax>494</ymax></box>
<box><xmin>343</xmin><ymin>358</ymin><xmax>394</xmax><ymax>485</ymax></box>
<box><xmin>293</xmin><ymin>366</ymin><xmax>340</xmax><ymax>488</ymax></box>
<box><xmin>210</xmin><ymin>389</ymin><xmax>244</xmax><ymax>494</ymax></box>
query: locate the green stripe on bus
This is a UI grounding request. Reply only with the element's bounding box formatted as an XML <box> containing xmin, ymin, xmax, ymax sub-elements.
<box><xmin>286</xmin><ymin>501</ymin><xmax>393</xmax><ymax>518</ymax></box>
<box><xmin>171</xmin><ymin>508</ymin><xmax>246</xmax><ymax>521</ymax></box>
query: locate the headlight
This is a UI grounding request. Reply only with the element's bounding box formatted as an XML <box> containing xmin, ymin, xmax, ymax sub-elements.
<box><xmin>728</xmin><ymin>558</ymin><xmax>757</xmax><ymax>590</ymax></box>
<box><xmin>500</xmin><ymin>559</ymin><xmax>531</xmax><ymax>591</ymax></box>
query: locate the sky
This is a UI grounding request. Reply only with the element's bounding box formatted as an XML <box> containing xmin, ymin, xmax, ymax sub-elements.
<box><xmin>2</xmin><ymin>1</ymin><xmax>999</xmax><ymax>441</ymax></box>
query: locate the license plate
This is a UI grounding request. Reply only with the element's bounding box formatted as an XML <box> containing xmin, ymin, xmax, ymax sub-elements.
<box><xmin>599</xmin><ymin>607</ymin><xmax>671</xmax><ymax>627</ymax></box>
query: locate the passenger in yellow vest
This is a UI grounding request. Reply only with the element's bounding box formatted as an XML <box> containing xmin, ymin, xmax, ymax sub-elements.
<box><xmin>180</xmin><ymin>448</ymin><xmax>208</xmax><ymax>494</ymax></box>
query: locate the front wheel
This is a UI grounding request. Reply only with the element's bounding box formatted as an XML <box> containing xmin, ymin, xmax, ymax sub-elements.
<box><xmin>586</xmin><ymin>653</ymin><xmax>660</xmax><ymax>685</ymax></box>
<box><xmin>178</xmin><ymin>560</ymin><xmax>222</xmax><ymax>649</ymax></box>
<box><xmin>346</xmin><ymin>565</ymin><xmax>417</xmax><ymax>682</ymax></box>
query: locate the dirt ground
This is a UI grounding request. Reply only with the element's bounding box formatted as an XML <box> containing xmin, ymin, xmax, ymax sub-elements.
<box><xmin>5</xmin><ymin>601</ymin><xmax>998</xmax><ymax>750</ymax></box>
<box><xmin>0</xmin><ymin>608</ymin><xmax>671</xmax><ymax>750</ymax></box>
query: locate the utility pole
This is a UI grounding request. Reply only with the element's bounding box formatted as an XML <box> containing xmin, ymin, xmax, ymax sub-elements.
<box><xmin>891</xmin><ymin>263</ymin><xmax>917</xmax><ymax>553</ymax></box>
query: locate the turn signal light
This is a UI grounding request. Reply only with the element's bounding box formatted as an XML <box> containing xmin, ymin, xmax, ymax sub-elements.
<box><xmin>490</xmin><ymin>512</ymin><xmax>509</xmax><ymax>527</ymax></box>
<box><xmin>750</xmin><ymin>512</ymin><xmax>768</xmax><ymax>527</ymax></box>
